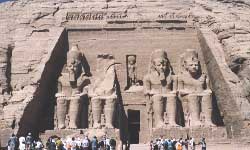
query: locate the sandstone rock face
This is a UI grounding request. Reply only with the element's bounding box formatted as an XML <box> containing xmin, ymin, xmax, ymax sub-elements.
<box><xmin>0</xmin><ymin>0</ymin><xmax>250</xmax><ymax>144</ymax></box>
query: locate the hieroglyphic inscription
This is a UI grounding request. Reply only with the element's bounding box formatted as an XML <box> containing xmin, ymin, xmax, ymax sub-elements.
<box><xmin>66</xmin><ymin>11</ymin><xmax>128</xmax><ymax>21</ymax></box>
<box><xmin>158</xmin><ymin>12</ymin><xmax>192</xmax><ymax>20</ymax></box>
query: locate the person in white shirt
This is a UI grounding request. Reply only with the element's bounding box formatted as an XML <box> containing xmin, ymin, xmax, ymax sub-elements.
<box><xmin>189</xmin><ymin>138</ymin><xmax>195</xmax><ymax>150</ymax></box>
<box><xmin>82</xmin><ymin>136</ymin><xmax>89</xmax><ymax>150</ymax></box>
<box><xmin>19</xmin><ymin>137</ymin><xmax>26</xmax><ymax>150</ymax></box>
<box><xmin>35</xmin><ymin>139</ymin><xmax>44</xmax><ymax>150</ymax></box>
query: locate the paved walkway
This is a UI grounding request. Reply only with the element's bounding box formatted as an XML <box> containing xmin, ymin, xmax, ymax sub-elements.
<box><xmin>129</xmin><ymin>143</ymin><xmax>250</xmax><ymax>150</ymax></box>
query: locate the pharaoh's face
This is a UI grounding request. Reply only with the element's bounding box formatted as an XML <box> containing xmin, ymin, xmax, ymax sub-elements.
<box><xmin>67</xmin><ymin>58</ymin><xmax>81</xmax><ymax>72</ymax></box>
<box><xmin>185</xmin><ymin>59</ymin><xmax>199</xmax><ymax>75</ymax></box>
<box><xmin>153</xmin><ymin>58</ymin><xmax>168</xmax><ymax>73</ymax></box>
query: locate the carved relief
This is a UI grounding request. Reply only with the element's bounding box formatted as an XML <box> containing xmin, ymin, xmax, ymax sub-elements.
<box><xmin>55</xmin><ymin>44</ymin><xmax>89</xmax><ymax>129</ymax></box>
<box><xmin>89</xmin><ymin>54</ymin><xmax>117</xmax><ymax>129</ymax></box>
<box><xmin>127</xmin><ymin>55</ymin><xmax>137</xmax><ymax>87</ymax></box>
<box><xmin>143</xmin><ymin>49</ymin><xmax>178</xmax><ymax>128</ymax></box>
<box><xmin>177</xmin><ymin>49</ymin><xmax>215</xmax><ymax>127</ymax></box>
<box><xmin>125</xmin><ymin>55</ymin><xmax>143</xmax><ymax>92</ymax></box>
<box><xmin>66</xmin><ymin>11</ymin><xmax>128</xmax><ymax>21</ymax></box>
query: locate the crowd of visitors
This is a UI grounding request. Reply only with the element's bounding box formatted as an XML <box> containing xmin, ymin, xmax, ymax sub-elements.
<box><xmin>7</xmin><ymin>133</ymin><xmax>116</xmax><ymax>150</ymax></box>
<box><xmin>150</xmin><ymin>137</ymin><xmax>206</xmax><ymax>150</ymax></box>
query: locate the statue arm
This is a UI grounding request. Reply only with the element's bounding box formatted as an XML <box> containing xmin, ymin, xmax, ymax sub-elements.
<box><xmin>205</xmin><ymin>74</ymin><xmax>211</xmax><ymax>90</ymax></box>
<box><xmin>171</xmin><ymin>75</ymin><xmax>178</xmax><ymax>92</ymax></box>
<box><xmin>143</xmin><ymin>75</ymin><xmax>151</xmax><ymax>95</ymax></box>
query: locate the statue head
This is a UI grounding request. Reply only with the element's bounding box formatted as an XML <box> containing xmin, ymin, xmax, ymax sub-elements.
<box><xmin>127</xmin><ymin>55</ymin><xmax>136</xmax><ymax>65</ymax></box>
<box><xmin>182</xmin><ymin>49</ymin><xmax>201</xmax><ymax>77</ymax></box>
<box><xmin>149</xmin><ymin>49</ymin><xmax>171</xmax><ymax>80</ymax></box>
<box><xmin>67</xmin><ymin>44</ymin><xmax>83</xmax><ymax>81</ymax></box>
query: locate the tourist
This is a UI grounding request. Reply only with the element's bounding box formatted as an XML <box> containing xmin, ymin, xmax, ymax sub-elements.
<box><xmin>182</xmin><ymin>139</ymin><xmax>188</xmax><ymax>150</ymax></box>
<box><xmin>46</xmin><ymin>138</ymin><xmax>52</xmax><ymax>149</ymax></box>
<box><xmin>150</xmin><ymin>140</ymin><xmax>154</xmax><ymax>150</ymax></box>
<box><xmin>167</xmin><ymin>139</ymin><xmax>173</xmax><ymax>150</ymax></box>
<box><xmin>82</xmin><ymin>136</ymin><xmax>89</xmax><ymax>150</ymax></box>
<box><xmin>61</xmin><ymin>138</ymin><xmax>67</xmax><ymax>150</ymax></box>
<box><xmin>19</xmin><ymin>136</ymin><xmax>26</xmax><ymax>150</ymax></box>
<box><xmin>198</xmin><ymin>138</ymin><xmax>206</xmax><ymax>150</ymax></box>
<box><xmin>172</xmin><ymin>139</ymin><xmax>177</xmax><ymax>150</ymax></box>
<box><xmin>35</xmin><ymin>138</ymin><xmax>44</xmax><ymax>150</ymax></box>
<box><xmin>7</xmin><ymin>134</ymin><xmax>18</xmax><ymax>150</ymax></box>
<box><xmin>105</xmin><ymin>136</ymin><xmax>111</xmax><ymax>150</ymax></box>
<box><xmin>49</xmin><ymin>139</ymin><xmax>57</xmax><ymax>150</ymax></box>
<box><xmin>163</xmin><ymin>139</ymin><xmax>168</xmax><ymax>150</ymax></box>
<box><xmin>109</xmin><ymin>138</ymin><xmax>116</xmax><ymax>150</ymax></box>
<box><xmin>76</xmin><ymin>137</ymin><xmax>82</xmax><ymax>150</ymax></box>
<box><xmin>71</xmin><ymin>137</ymin><xmax>77</xmax><ymax>150</ymax></box>
<box><xmin>175</xmin><ymin>140</ymin><xmax>182</xmax><ymax>150</ymax></box>
<box><xmin>91</xmin><ymin>136</ymin><xmax>98</xmax><ymax>150</ymax></box>
<box><xmin>56</xmin><ymin>137</ymin><xmax>64</xmax><ymax>150</ymax></box>
<box><xmin>189</xmin><ymin>138</ymin><xmax>195</xmax><ymax>150</ymax></box>
<box><xmin>98</xmin><ymin>138</ymin><xmax>105</xmax><ymax>150</ymax></box>
<box><xmin>26</xmin><ymin>132</ymin><xmax>34</xmax><ymax>150</ymax></box>
<box><xmin>66</xmin><ymin>137</ymin><xmax>72</xmax><ymax>150</ymax></box>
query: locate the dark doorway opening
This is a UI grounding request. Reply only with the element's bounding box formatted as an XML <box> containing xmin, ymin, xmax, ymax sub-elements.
<box><xmin>128</xmin><ymin>109</ymin><xmax>140</xmax><ymax>144</ymax></box>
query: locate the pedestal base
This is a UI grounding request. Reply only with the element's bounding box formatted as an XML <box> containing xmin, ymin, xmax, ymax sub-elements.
<box><xmin>40</xmin><ymin>128</ymin><xmax>120</xmax><ymax>142</ymax></box>
<box><xmin>152</xmin><ymin>127</ymin><xmax>227</xmax><ymax>142</ymax></box>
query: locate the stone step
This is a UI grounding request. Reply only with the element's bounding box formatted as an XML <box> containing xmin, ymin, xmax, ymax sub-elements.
<box><xmin>129</xmin><ymin>144</ymin><xmax>150</xmax><ymax>150</ymax></box>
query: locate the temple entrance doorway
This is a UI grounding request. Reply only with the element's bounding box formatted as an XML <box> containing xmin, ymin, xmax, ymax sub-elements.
<box><xmin>128</xmin><ymin>109</ymin><xmax>140</xmax><ymax>144</ymax></box>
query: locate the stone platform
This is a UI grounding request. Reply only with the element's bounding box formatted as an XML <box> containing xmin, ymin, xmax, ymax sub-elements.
<box><xmin>152</xmin><ymin>127</ymin><xmax>227</xmax><ymax>142</ymax></box>
<box><xmin>40</xmin><ymin>128</ymin><xmax>120</xmax><ymax>143</ymax></box>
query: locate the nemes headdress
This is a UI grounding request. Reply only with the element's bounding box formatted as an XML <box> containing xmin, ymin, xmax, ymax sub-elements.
<box><xmin>67</xmin><ymin>44</ymin><xmax>82</xmax><ymax>62</ymax></box>
<box><xmin>151</xmin><ymin>49</ymin><xmax>168</xmax><ymax>63</ymax></box>
<box><xmin>149</xmin><ymin>49</ymin><xmax>170</xmax><ymax>73</ymax></box>
<box><xmin>182</xmin><ymin>49</ymin><xmax>199</xmax><ymax>63</ymax></box>
<box><xmin>179</xmin><ymin>49</ymin><xmax>200</xmax><ymax>74</ymax></box>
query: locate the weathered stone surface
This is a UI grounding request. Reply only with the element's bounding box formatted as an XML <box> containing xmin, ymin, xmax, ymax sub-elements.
<box><xmin>0</xmin><ymin>0</ymin><xmax>250</xmax><ymax>145</ymax></box>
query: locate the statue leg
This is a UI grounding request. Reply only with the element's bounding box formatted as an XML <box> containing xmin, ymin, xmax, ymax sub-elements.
<box><xmin>68</xmin><ymin>96</ymin><xmax>81</xmax><ymax>129</ymax></box>
<box><xmin>202</xmin><ymin>94</ymin><xmax>215</xmax><ymax>127</ymax></box>
<box><xmin>153</xmin><ymin>95</ymin><xmax>165</xmax><ymax>128</ymax></box>
<box><xmin>166</xmin><ymin>94</ymin><xmax>179</xmax><ymax>127</ymax></box>
<box><xmin>104</xmin><ymin>98</ymin><xmax>116</xmax><ymax>128</ymax></box>
<box><xmin>181</xmin><ymin>97</ymin><xmax>189</xmax><ymax>127</ymax></box>
<box><xmin>56</xmin><ymin>96</ymin><xmax>68</xmax><ymax>129</ymax></box>
<box><xmin>92</xmin><ymin>98</ymin><xmax>102</xmax><ymax>129</ymax></box>
<box><xmin>188</xmin><ymin>94</ymin><xmax>201</xmax><ymax>127</ymax></box>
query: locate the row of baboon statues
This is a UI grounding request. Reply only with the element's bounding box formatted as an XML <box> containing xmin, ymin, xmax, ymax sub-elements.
<box><xmin>55</xmin><ymin>45</ymin><xmax>216</xmax><ymax>130</ymax></box>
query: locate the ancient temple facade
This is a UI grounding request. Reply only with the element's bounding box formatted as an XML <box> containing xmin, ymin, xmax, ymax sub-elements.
<box><xmin>1</xmin><ymin>0</ymin><xmax>250</xmax><ymax>147</ymax></box>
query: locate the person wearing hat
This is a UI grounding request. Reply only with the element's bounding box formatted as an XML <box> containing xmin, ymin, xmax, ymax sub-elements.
<box><xmin>25</xmin><ymin>132</ymin><xmax>34</xmax><ymax>150</ymax></box>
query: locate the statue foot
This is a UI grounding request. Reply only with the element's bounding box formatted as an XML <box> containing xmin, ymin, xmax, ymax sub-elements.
<box><xmin>168</xmin><ymin>123</ymin><xmax>180</xmax><ymax>127</ymax></box>
<box><xmin>58</xmin><ymin>124</ymin><xmax>66</xmax><ymax>129</ymax></box>
<box><xmin>68</xmin><ymin>124</ymin><xmax>77</xmax><ymax>129</ymax></box>
<box><xmin>155</xmin><ymin>122</ymin><xmax>166</xmax><ymax>128</ymax></box>
<box><xmin>69</xmin><ymin>126</ymin><xmax>77</xmax><ymax>129</ymax></box>
<box><xmin>190</xmin><ymin>121</ymin><xmax>202</xmax><ymax>127</ymax></box>
<box><xmin>204</xmin><ymin>121</ymin><xmax>216</xmax><ymax>127</ymax></box>
<box><xmin>105</xmin><ymin>123</ymin><xmax>114</xmax><ymax>129</ymax></box>
<box><xmin>93</xmin><ymin>123</ymin><xmax>101</xmax><ymax>129</ymax></box>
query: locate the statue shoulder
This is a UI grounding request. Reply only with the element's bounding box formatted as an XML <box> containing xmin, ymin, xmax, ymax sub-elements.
<box><xmin>143</xmin><ymin>73</ymin><xmax>151</xmax><ymax>82</ymax></box>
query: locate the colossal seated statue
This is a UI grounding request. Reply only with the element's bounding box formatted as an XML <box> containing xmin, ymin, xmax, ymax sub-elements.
<box><xmin>177</xmin><ymin>49</ymin><xmax>215</xmax><ymax>127</ymax></box>
<box><xmin>55</xmin><ymin>44</ymin><xmax>89</xmax><ymax>129</ymax></box>
<box><xmin>88</xmin><ymin>54</ymin><xmax>117</xmax><ymax>129</ymax></box>
<box><xmin>143</xmin><ymin>49</ymin><xmax>178</xmax><ymax>128</ymax></box>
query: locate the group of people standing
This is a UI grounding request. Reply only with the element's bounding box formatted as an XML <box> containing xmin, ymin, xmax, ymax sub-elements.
<box><xmin>7</xmin><ymin>133</ymin><xmax>116</xmax><ymax>150</ymax></box>
<box><xmin>45</xmin><ymin>135</ymin><xmax>116</xmax><ymax>150</ymax></box>
<box><xmin>7</xmin><ymin>133</ymin><xmax>43</xmax><ymax>150</ymax></box>
<box><xmin>150</xmin><ymin>137</ymin><xmax>206</xmax><ymax>150</ymax></box>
